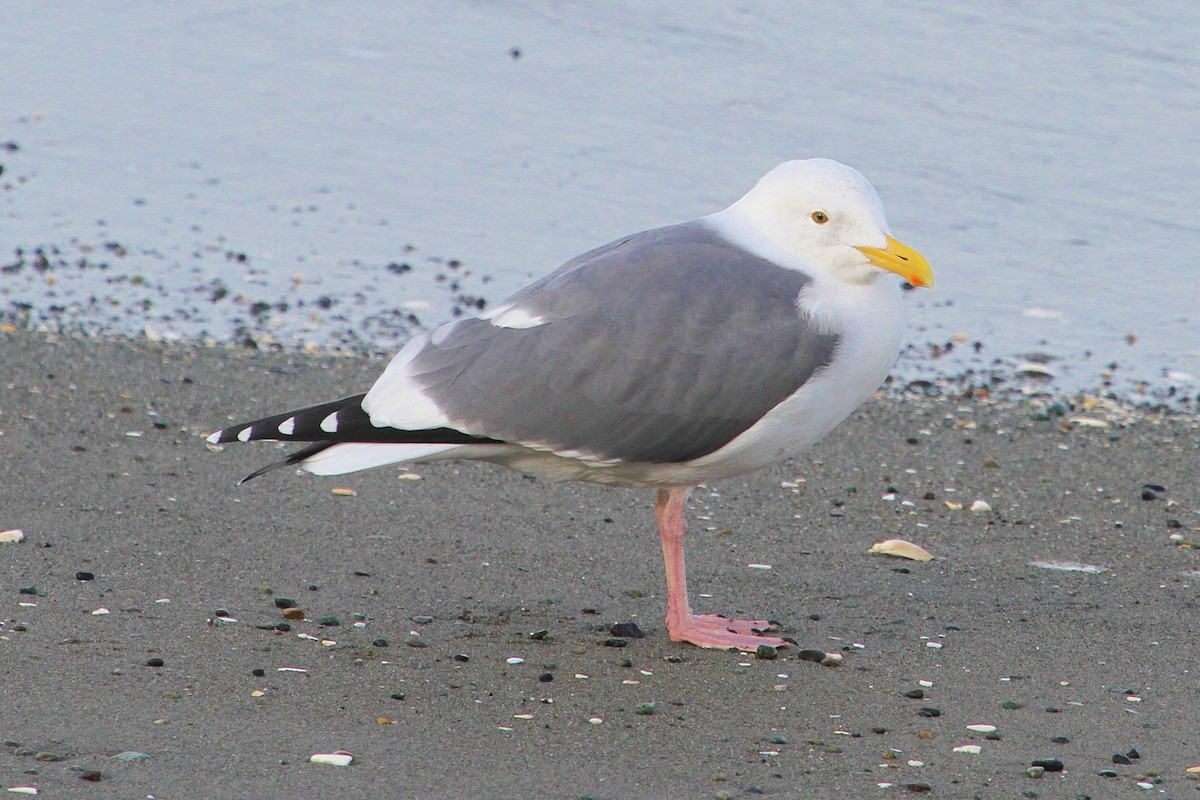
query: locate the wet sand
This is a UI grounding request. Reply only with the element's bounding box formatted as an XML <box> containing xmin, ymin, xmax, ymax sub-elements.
<box><xmin>2</xmin><ymin>329</ymin><xmax>1198</xmax><ymax>798</ymax></box>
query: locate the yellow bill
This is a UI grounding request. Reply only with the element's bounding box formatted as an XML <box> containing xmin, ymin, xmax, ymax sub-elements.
<box><xmin>856</xmin><ymin>235</ymin><xmax>934</xmax><ymax>288</ymax></box>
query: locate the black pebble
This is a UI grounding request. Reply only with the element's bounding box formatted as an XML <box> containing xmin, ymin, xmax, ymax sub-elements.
<box><xmin>18</xmin><ymin>586</ymin><xmax>37</xmax><ymax>595</ymax></box>
<box><xmin>797</xmin><ymin>649</ymin><xmax>826</xmax><ymax>663</ymax></box>
<box><xmin>79</xmin><ymin>770</ymin><xmax>102</xmax><ymax>782</ymax></box>
<box><xmin>603</xmin><ymin>637</ymin><xmax>627</xmax><ymax>648</ymax></box>
<box><xmin>453</xmin><ymin>653</ymin><xmax>469</xmax><ymax>662</ymax></box>
<box><xmin>1050</xmin><ymin>736</ymin><xmax>1069</xmax><ymax>744</ymax></box>
<box><xmin>1126</xmin><ymin>747</ymin><xmax>1140</xmax><ymax>759</ymax></box>
<box><xmin>75</xmin><ymin>571</ymin><xmax>95</xmax><ymax>581</ymax></box>
<box><xmin>145</xmin><ymin>658</ymin><xmax>164</xmax><ymax>668</ymax></box>
<box><xmin>609</xmin><ymin>622</ymin><xmax>645</xmax><ymax>639</ymax></box>
<box><xmin>904</xmin><ymin>783</ymin><xmax>932</xmax><ymax>793</ymax></box>
<box><xmin>274</xmin><ymin>597</ymin><xmax>297</xmax><ymax>609</ymax></box>
<box><xmin>903</xmin><ymin>689</ymin><xmax>925</xmax><ymax>699</ymax></box>
<box><xmin>1098</xmin><ymin>769</ymin><xmax>1118</xmax><ymax>778</ymax></box>
<box><xmin>252</xmin><ymin>668</ymin><xmax>265</xmax><ymax>677</ymax></box>
<box><xmin>918</xmin><ymin>707</ymin><xmax>941</xmax><ymax>718</ymax></box>
<box><xmin>275</xmin><ymin>622</ymin><xmax>291</xmax><ymax>632</ymax></box>
<box><xmin>390</xmin><ymin>692</ymin><xmax>406</xmax><ymax>701</ymax></box>
<box><xmin>1044</xmin><ymin>706</ymin><xmax>1061</xmax><ymax>713</ymax></box>
<box><xmin>1112</xmin><ymin>753</ymin><xmax>1132</xmax><ymax>765</ymax></box>
<box><xmin>538</xmin><ymin>673</ymin><xmax>554</xmax><ymax>683</ymax></box>
<box><xmin>1030</xmin><ymin>758</ymin><xmax>1063</xmax><ymax>772</ymax></box>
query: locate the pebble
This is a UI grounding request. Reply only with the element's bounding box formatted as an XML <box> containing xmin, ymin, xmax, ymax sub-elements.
<box><xmin>78</xmin><ymin>770</ymin><xmax>102</xmax><ymax>782</ymax></box>
<box><xmin>903</xmin><ymin>689</ymin><xmax>925</xmax><ymax>699</ymax></box>
<box><xmin>18</xmin><ymin>587</ymin><xmax>37</xmax><ymax>596</ymax></box>
<box><xmin>970</xmin><ymin>499</ymin><xmax>992</xmax><ymax>513</ymax></box>
<box><xmin>1112</xmin><ymin>753</ymin><xmax>1133</xmax><ymax>765</ymax></box>
<box><xmin>281</xmin><ymin>608</ymin><xmax>305</xmax><ymax>620</ymax></box>
<box><xmin>411</xmin><ymin>615</ymin><xmax>434</xmax><ymax>624</ymax></box>
<box><xmin>603</xmin><ymin>637</ymin><xmax>627</xmax><ymax>648</ymax></box>
<box><xmin>919</xmin><ymin>707</ymin><xmax>941</xmax><ymax>718</ymax></box>
<box><xmin>1025</xmin><ymin>767</ymin><xmax>1044</xmax><ymax>779</ymax></box>
<box><xmin>529</xmin><ymin>629</ymin><xmax>550</xmax><ymax>640</ymax></box>
<box><xmin>405</xmin><ymin>635</ymin><xmax>427</xmax><ymax>648</ymax></box>
<box><xmin>274</xmin><ymin>597</ymin><xmax>297</xmax><ymax>609</ymax></box>
<box><xmin>1098</xmin><ymin>769</ymin><xmax>1119</xmax><ymax>778</ymax></box>
<box><xmin>372</xmin><ymin>638</ymin><xmax>389</xmax><ymax>647</ymax></box>
<box><xmin>1030</xmin><ymin>758</ymin><xmax>1064</xmax><ymax>772</ymax></box>
<box><xmin>145</xmin><ymin>658</ymin><xmax>164</xmax><ymax>668</ymax></box>
<box><xmin>755</xmin><ymin>644</ymin><xmax>778</xmax><ymax>660</ymax></box>
<box><xmin>1002</xmin><ymin>700</ymin><xmax>1023</xmax><ymax>709</ymax></box>
<box><xmin>797</xmin><ymin>649</ymin><xmax>826</xmax><ymax>663</ymax></box>
<box><xmin>609</xmin><ymin>622</ymin><xmax>645</xmax><ymax>638</ymax></box>
<box><xmin>506</xmin><ymin>657</ymin><xmax>524</xmax><ymax>665</ymax></box>
<box><xmin>453</xmin><ymin>653</ymin><xmax>469</xmax><ymax>662</ymax></box>
<box><xmin>309</xmin><ymin>752</ymin><xmax>353</xmax><ymax>766</ymax></box>
<box><xmin>634</xmin><ymin>703</ymin><xmax>656</xmax><ymax>715</ymax></box>
<box><xmin>538</xmin><ymin>673</ymin><xmax>553</xmax><ymax>683</ymax></box>
<box><xmin>318</xmin><ymin>616</ymin><xmax>340</xmax><ymax>627</ymax></box>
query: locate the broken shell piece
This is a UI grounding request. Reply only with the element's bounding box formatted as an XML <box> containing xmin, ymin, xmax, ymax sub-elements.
<box><xmin>1029</xmin><ymin>561</ymin><xmax>1106</xmax><ymax>574</ymax></box>
<box><xmin>0</xmin><ymin>529</ymin><xmax>25</xmax><ymax>543</ymax></box>
<box><xmin>966</xmin><ymin>724</ymin><xmax>997</xmax><ymax>733</ymax></box>
<box><xmin>969</xmin><ymin>500</ymin><xmax>992</xmax><ymax>513</ymax></box>
<box><xmin>331</xmin><ymin>487</ymin><xmax>357</xmax><ymax>497</ymax></box>
<box><xmin>310</xmin><ymin>752</ymin><xmax>353</xmax><ymax>766</ymax></box>
<box><xmin>944</xmin><ymin>501</ymin><xmax>963</xmax><ymax>511</ymax></box>
<box><xmin>868</xmin><ymin>539</ymin><xmax>934</xmax><ymax>562</ymax></box>
<box><xmin>1068</xmin><ymin>416</ymin><xmax>1110</xmax><ymax>428</ymax></box>
<box><xmin>1015</xmin><ymin>362</ymin><xmax>1057</xmax><ymax>379</ymax></box>
<box><xmin>952</xmin><ymin>744</ymin><xmax>982</xmax><ymax>754</ymax></box>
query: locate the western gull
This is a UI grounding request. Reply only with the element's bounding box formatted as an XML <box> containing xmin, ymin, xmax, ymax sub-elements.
<box><xmin>207</xmin><ymin>158</ymin><xmax>934</xmax><ymax>650</ymax></box>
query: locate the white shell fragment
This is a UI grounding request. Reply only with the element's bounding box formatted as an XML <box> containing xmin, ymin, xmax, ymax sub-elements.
<box><xmin>969</xmin><ymin>500</ymin><xmax>992</xmax><ymax>513</ymax></box>
<box><xmin>952</xmin><ymin>744</ymin><xmax>982</xmax><ymax>754</ymax></box>
<box><xmin>1029</xmin><ymin>560</ymin><xmax>1106</xmax><ymax>574</ymax></box>
<box><xmin>868</xmin><ymin>538</ymin><xmax>934</xmax><ymax>561</ymax></box>
<box><xmin>1068</xmin><ymin>416</ymin><xmax>1110</xmax><ymax>428</ymax></box>
<box><xmin>6</xmin><ymin>788</ymin><xmax>39</xmax><ymax>796</ymax></box>
<box><xmin>0</xmin><ymin>529</ymin><xmax>25</xmax><ymax>543</ymax></box>
<box><xmin>966</xmin><ymin>724</ymin><xmax>997</xmax><ymax>733</ymax></box>
<box><xmin>309</xmin><ymin>752</ymin><xmax>353</xmax><ymax>767</ymax></box>
<box><xmin>1015</xmin><ymin>362</ymin><xmax>1057</xmax><ymax>378</ymax></box>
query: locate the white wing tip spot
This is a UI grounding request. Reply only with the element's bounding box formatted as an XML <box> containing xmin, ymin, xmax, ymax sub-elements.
<box><xmin>206</xmin><ymin>431</ymin><xmax>221</xmax><ymax>444</ymax></box>
<box><xmin>278</xmin><ymin>417</ymin><xmax>296</xmax><ymax>436</ymax></box>
<box><xmin>237</xmin><ymin>426</ymin><xmax>253</xmax><ymax>442</ymax></box>
<box><xmin>320</xmin><ymin>412</ymin><xmax>339</xmax><ymax>433</ymax></box>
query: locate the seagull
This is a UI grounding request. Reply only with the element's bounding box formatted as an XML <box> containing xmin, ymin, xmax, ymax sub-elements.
<box><xmin>207</xmin><ymin>158</ymin><xmax>933</xmax><ymax>650</ymax></box>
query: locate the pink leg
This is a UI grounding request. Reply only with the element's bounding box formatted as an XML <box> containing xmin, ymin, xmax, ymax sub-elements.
<box><xmin>656</xmin><ymin>486</ymin><xmax>787</xmax><ymax>650</ymax></box>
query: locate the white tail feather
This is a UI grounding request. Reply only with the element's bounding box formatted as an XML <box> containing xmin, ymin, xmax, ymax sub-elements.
<box><xmin>300</xmin><ymin>442</ymin><xmax>471</xmax><ymax>476</ymax></box>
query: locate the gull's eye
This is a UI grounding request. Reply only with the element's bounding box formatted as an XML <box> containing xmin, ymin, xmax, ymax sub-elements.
<box><xmin>811</xmin><ymin>211</ymin><xmax>829</xmax><ymax>224</ymax></box>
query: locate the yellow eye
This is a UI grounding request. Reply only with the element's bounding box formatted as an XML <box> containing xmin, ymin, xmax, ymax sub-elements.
<box><xmin>811</xmin><ymin>211</ymin><xmax>829</xmax><ymax>224</ymax></box>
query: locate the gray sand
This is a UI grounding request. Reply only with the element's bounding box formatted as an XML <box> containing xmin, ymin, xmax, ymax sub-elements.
<box><xmin>2</xmin><ymin>329</ymin><xmax>1198</xmax><ymax>798</ymax></box>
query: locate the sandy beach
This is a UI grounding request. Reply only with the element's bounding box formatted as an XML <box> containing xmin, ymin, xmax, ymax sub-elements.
<box><xmin>2</xmin><ymin>328</ymin><xmax>1197</xmax><ymax>797</ymax></box>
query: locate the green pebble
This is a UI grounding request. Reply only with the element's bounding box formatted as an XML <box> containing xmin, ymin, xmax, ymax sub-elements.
<box><xmin>1002</xmin><ymin>700</ymin><xmax>1023</xmax><ymax>709</ymax></box>
<box><xmin>755</xmin><ymin>644</ymin><xmax>778</xmax><ymax>660</ymax></box>
<box><xmin>318</xmin><ymin>616</ymin><xmax>340</xmax><ymax>626</ymax></box>
<box><xmin>770</xmin><ymin>736</ymin><xmax>787</xmax><ymax>744</ymax></box>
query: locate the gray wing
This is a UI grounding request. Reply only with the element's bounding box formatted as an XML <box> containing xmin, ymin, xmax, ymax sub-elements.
<box><xmin>406</xmin><ymin>221</ymin><xmax>840</xmax><ymax>464</ymax></box>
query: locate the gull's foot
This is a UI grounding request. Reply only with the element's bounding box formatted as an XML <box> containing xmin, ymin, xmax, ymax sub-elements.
<box><xmin>667</xmin><ymin>613</ymin><xmax>790</xmax><ymax>650</ymax></box>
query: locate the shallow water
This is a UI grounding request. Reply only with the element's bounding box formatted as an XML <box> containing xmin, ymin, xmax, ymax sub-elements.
<box><xmin>3</xmin><ymin>2</ymin><xmax>1197</xmax><ymax>394</ymax></box>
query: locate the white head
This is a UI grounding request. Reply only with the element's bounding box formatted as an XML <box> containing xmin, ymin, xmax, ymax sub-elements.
<box><xmin>724</xmin><ymin>158</ymin><xmax>933</xmax><ymax>288</ymax></box>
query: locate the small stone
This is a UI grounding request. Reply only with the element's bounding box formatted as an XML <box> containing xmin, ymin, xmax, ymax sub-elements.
<box><xmin>372</xmin><ymin>638</ymin><xmax>389</xmax><ymax>648</ymax></box>
<box><xmin>1026</xmin><ymin>766</ymin><xmax>1045</xmax><ymax>779</ymax></box>
<box><xmin>35</xmin><ymin>752</ymin><xmax>65</xmax><ymax>762</ymax></box>
<box><xmin>904</xmin><ymin>782</ymin><xmax>933</xmax><ymax>792</ymax></box>
<box><xmin>918</xmin><ymin>707</ymin><xmax>941</xmax><ymax>718</ymax></box>
<box><xmin>634</xmin><ymin>703</ymin><xmax>656</xmax><ymax>715</ymax></box>
<box><xmin>1030</xmin><ymin>758</ymin><xmax>1063</xmax><ymax>772</ymax></box>
<box><xmin>18</xmin><ymin>586</ymin><xmax>37</xmax><ymax>595</ymax></box>
<box><xmin>252</xmin><ymin>668</ymin><xmax>266</xmax><ymax>677</ymax></box>
<box><xmin>529</xmin><ymin>629</ymin><xmax>550</xmax><ymax>640</ymax></box>
<box><xmin>79</xmin><ymin>770</ymin><xmax>102</xmax><ymax>782</ymax></box>
<box><xmin>281</xmin><ymin>608</ymin><xmax>304</xmax><ymax>620</ymax></box>
<box><xmin>609</xmin><ymin>622</ymin><xmax>645</xmax><ymax>638</ymax></box>
<box><xmin>406</xmin><ymin>635</ymin><xmax>428</xmax><ymax>648</ymax></box>
<box><xmin>1002</xmin><ymin>700</ymin><xmax>1023</xmax><ymax>709</ymax></box>
<box><xmin>75</xmin><ymin>571</ymin><xmax>95</xmax><ymax>581</ymax></box>
<box><xmin>390</xmin><ymin>692</ymin><xmax>406</xmax><ymax>701</ymax></box>
<box><xmin>145</xmin><ymin>658</ymin><xmax>164</xmax><ymax>668</ymax></box>
<box><xmin>453</xmin><ymin>653</ymin><xmax>469</xmax><ymax>662</ymax></box>
<box><xmin>871</xmin><ymin>727</ymin><xmax>888</xmax><ymax>734</ymax></box>
<box><xmin>318</xmin><ymin>616</ymin><xmax>340</xmax><ymax>627</ymax></box>
<box><xmin>274</xmin><ymin>597</ymin><xmax>297</xmax><ymax>609</ymax></box>
<box><xmin>309</xmin><ymin>752</ymin><xmax>353</xmax><ymax>766</ymax></box>
<box><xmin>603</xmin><ymin>637</ymin><xmax>627</xmax><ymax>648</ymax></box>
<box><xmin>1126</xmin><ymin>747</ymin><xmax>1141</xmax><ymax>759</ymax></box>
<box><xmin>797</xmin><ymin>649</ymin><xmax>825</xmax><ymax>663</ymax></box>
<box><xmin>1113</xmin><ymin>753</ymin><xmax>1133</xmax><ymax>765</ymax></box>
<box><xmin>1098</xmin><ymin>769</ymin><xmax>1119</xmax><ymax>778</ymax></box>
<box><xmin>1050</xmin><ymin>736</ymin><xmax>1069</xmax><ymax>744</ymax></box>
<box><xmin>411</xmin><ymin>615</ymin><xmax>434</xmax><ymax>624</ymax></box>
<box><xmin>538</xmin><ymin>673</ymin><xmax>553</xmax><ymax>683</ymax></box>
<box><xmin>769</xmin><ymin>735</ymin><xmax>787</xmax><ymax>744</ymax></box>
<box><xmin>755</xmin><ymin>644</ymin><xmax>778</xmax><ymax>660</ymax></box>
<box><xmin>904</xmin><ymin>689</ymin><xmax>925</xmax><ymax>699</ymax></box>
